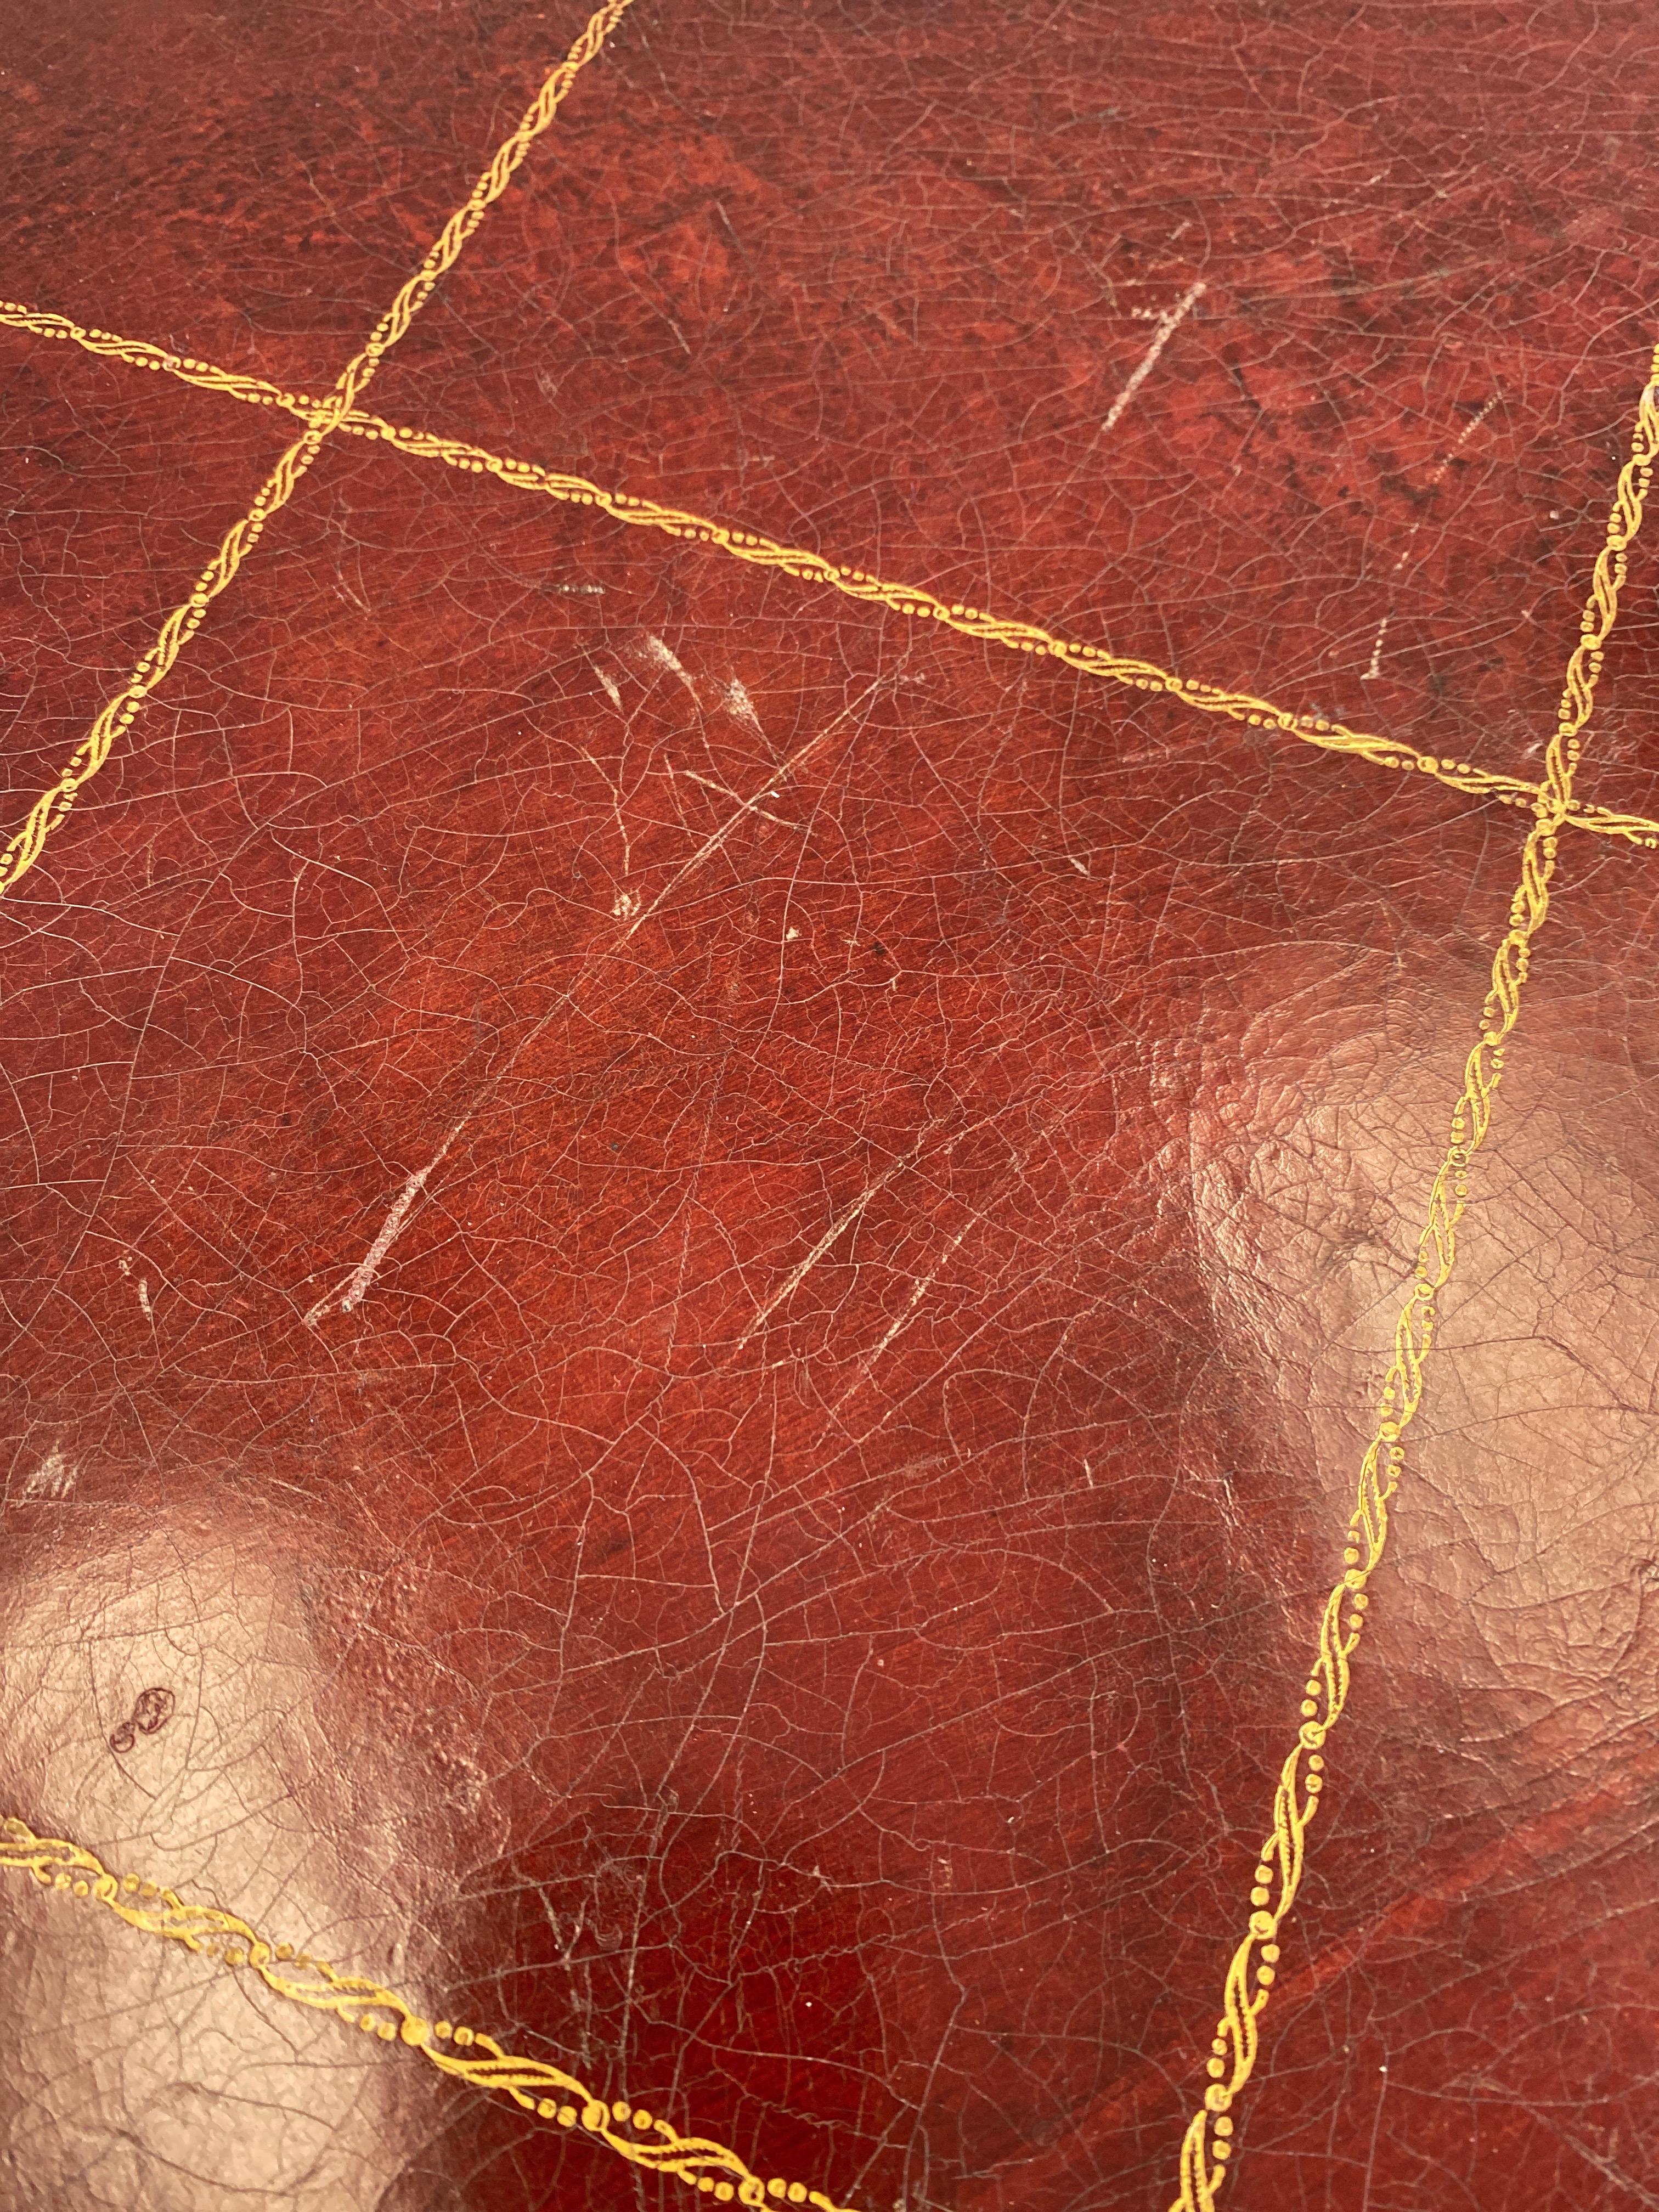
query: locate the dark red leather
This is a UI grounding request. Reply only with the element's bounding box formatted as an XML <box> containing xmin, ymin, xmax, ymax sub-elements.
<box><xmin>2</xmin><ymin>4</ymin><xmax>1657</xmax><ymax>2208</ymax></box>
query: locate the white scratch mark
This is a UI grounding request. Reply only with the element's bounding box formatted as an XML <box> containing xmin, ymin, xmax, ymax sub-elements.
<box><xmin>640</xmin><ymin>632</ymin><xmax>699</xmax><ymax>703</ymax></box>
<box><xmin>594</xmin><ymin>664</ymin><xmax>624</xmax><ymax>710</ymax></box>
<box><xmin>1363</xmin><ymin>392</ymin><xmax>1500</xmax><ymax>681</ymax></box>
<box><xmin>678</xmin><ymin>765</ymin><xmax>794</xmax><ymax>830</ymax></box>
<box><xmin>723</xmin><ymin>676</ymin><xmax>765</xmax><ymax>737</ymax></box>
<box><xmin>20</xmin><ymin>1447</ymin><xmax>75</xmax><ymax>1500</ymax></box>
<box><xmin>290</xmin><ymin>684</ymin><xmax>890</xmax><ymax>1322</ymax></box>
<box><xmin>1358</xmin><ymin>2062</ymin><xmax>1390</xmax><ymax>2212</ymax></box>
<box><xmin>737</xmin><ymin>1155</ymin><xmax>909</xmax><ymax>1347</ymax></box>
<box><xmin>620</xmin><ymin>680</ymin><xmax>882</xmax><ymax>947</ymax></box>
<box><xmin>304</xmin><ymin>1127</ymin><xmax>459</xmax><ymax>1328</ymax></box>
<box><xmin>867</xmin><ymin>1222</ymin><xmax>972</xmax><ymax>1364</ymax></box>
<box><xmin>119</xmin><ymin>1252</ymin><xmax>155</xmax><ymax>1318</ymax></box>
<box><xmin>612</xmin><ymin>889</ymin><xmax>641</xmax><ymax>919</ymax></box>
<box><xmin>785</xmin><ymin>925</ymin><xmax>801</xmax><ymax>942</ymax></box>
<box><xmin>1103</xmin><ymin>280</ymin><xmax>1205</xmax><ymax>436</ymax></box>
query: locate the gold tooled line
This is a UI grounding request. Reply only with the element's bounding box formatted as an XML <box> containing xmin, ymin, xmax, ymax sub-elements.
<box><xmin>0</xmin><ymin>1816</ymin><xmax>855</xmax><ymax>2212</ymax></box>
<box><xmin>0</xmin><ymin>0</ymin><xmax>639</xmax><ymax>896</ymax></box>
<box><xmin>5</xmin><ymin>297</ymin><xmax>1654</xmax><ymax>850</ymax></box>
<box><xmin>1166</xmin><ymin>341</ymin><xmax>1659</xmax><ymax>2212</ymax></box>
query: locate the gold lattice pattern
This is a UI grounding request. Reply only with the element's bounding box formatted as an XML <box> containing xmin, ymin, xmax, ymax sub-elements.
<box><xmin>0</xmin><ymin>0</ymin><xmax>1654</xmax><ymax>2204</ymax></box>
<box><xmin>0</xmin><ymin>0</ymin><xmax>639</xmax><ymax>897</ymax></box>
<box><xmin>3</xmin><ymin>296</ymin><xmax>1658</xmax><ymax>853</ymax></box>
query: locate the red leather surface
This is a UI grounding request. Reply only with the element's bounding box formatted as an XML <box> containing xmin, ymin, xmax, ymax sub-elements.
<box><xmin>2</xmin><ymin>4</ymin><xmax>1657</xmax><ymax>2208</ymax></box>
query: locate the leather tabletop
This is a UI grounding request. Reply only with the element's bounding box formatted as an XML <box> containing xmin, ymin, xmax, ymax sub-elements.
<box><xmin>1</xmin><ymin>4</ymin><xmax>1656</xmax><ymax>2208</ymax></box>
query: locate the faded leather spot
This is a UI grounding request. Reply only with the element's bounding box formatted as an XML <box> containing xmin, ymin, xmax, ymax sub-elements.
<box><xmin>1191</xmin><ymin>942</ymin><xmax>1659</xmax><ymax>1797</ymax></box>
<box><xmin>0</xmin><ymin>1494</ymin><xmax>457</xmax><ymax>2211</ymax></box>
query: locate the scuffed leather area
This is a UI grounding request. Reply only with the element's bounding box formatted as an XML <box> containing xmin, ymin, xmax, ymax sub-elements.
<box><xmin>2</xmin><ymin>2</ymin><xmax>1658</xmax><ymax>2208</ymax></box>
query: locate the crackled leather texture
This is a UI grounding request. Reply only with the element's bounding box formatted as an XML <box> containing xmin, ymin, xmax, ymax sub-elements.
<box><xmin>2</xmin><ymin>3</ymin><xmax>1658</xmax><ymax>2209</ymax></box>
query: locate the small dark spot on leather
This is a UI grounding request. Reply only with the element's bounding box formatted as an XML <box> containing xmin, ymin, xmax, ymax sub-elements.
<box><xmin>133</xmin><ymin>1686</ymin><xmax>174</xmax><ymax>1734</ymax></box>
<box><xmin>110</xmin><ymin>1685</ymin><xmax>175</xmax><ymax>1753</ymax></box>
